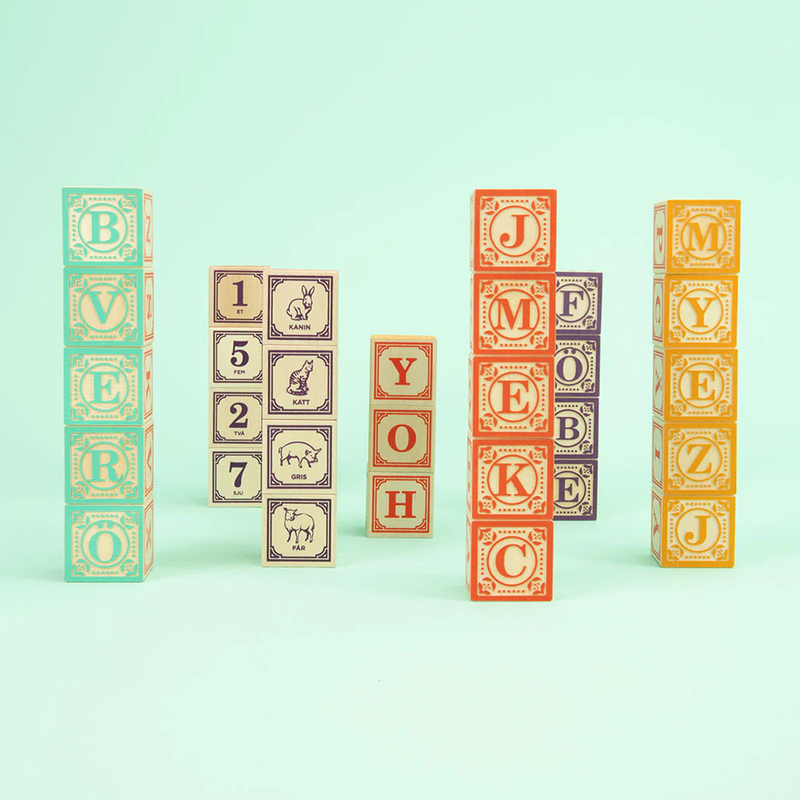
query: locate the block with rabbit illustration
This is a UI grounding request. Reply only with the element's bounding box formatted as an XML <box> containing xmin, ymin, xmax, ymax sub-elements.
<box><xmin>209</xmin><ymin>388</ymin><xmax>264</xmax><ymax>445</ymax></box>
<box><xmin>208</xmin><ymin>447</ymin><xmax>263</xmax><ymax>506</ymax></box>
<box><xmin>210</xmin><ymin>328</ymin><xmax>264</xmax><ymax>384</ymax></box>
<box><xmin>263</xmin><ymin>495</ymin><xmax>336</xmax><ymax>567</ymax></box>
<box><xmin>209</xmin><ymin>266</ymin><xmax>267</xmax><ymax>327</ymax></box>
<box><xmin>370</xmin><ymin>335</ymin><xmax>436</xmax><ymax>406</ymax></box>
<box><xmin>367</xmin><ymin>472</ymin><xmax>433</xmax><ymax>538</ymax></box>
<box><xmin>263</xmin><ymin>346</ymin><xmax>337</xmax><ymax>418</ymax></box>
<box><xmin>265</xmin><ymin>270</ymin><xmax>338</xmax><ymax>345</ymax></box>
<box><xmin>263</xmin><ymin>421</ymin><xmax>336</xmax><ymax>493</ymax></box>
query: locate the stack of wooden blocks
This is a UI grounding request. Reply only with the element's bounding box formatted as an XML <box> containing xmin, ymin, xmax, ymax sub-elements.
<box><xmin>208</xmin><ymin>267</ymin><xmax>267</xmax><ymax>506</ymax></box>
<box><xmin>366</xmin><ymin>336</ymin><xmax>437</xmax><ymax>538</ymax></box>
<box><xmin>651</xmin><ymin>201</ymin><xmax>739</xmax><ymax>567</ymax></box>
<box><xmin>553</xmin><ymin>273</ymin><xmax>603</xmax><ymax>520</ymax></box>
<box><xmin>63</xmin><ymin>187</ymin><xmax>154</xmax><ymax>581</ymax></box>
<box><xmin>261</xmin><ymin>270</ymin><xmax>339</xmax><ymax>567</ymax></box>
<box><xmin>466</xmin><ymin>190</ymin><xmax>557</xmax><ymax>601</ymax></box>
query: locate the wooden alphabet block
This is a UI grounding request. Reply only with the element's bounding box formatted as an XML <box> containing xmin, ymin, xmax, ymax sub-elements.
<box><xmin>469</xmin><ymin>355</ymin><xmax>553</xmax><ymax>436</ymax></box>
<box><xmin>555</xmin><ymin>272</ymin><xmax>602</xmax><ymax>334</ymax></box>
<box><xmin>63</xmin><ymin>187</ymin><xmax>153</xmax><ymax>266</ymax></box>
<box><xmin>466</xmin><ymin>518</ymin><xmax>552</xmax><ymax>601</ymax></box>
<box><xmin>471</xmin><ymin>190</ymin><xmax>556</xmax><ymax>271</ymax></box>
<box><xmin>553</xmin><ymin>460</ymin><xmax>598</xmax><ymax>520</ymax></box>
<box><xmin>467</xmin><ymin>436</ymin><xmax>553</xmax><ymax>520</ymax></box>
<box><xmin>65</xmin><ymin>500</ymin><xmax>154</xmax><ymax>582</ymax></box>
<box><xmin>208</xmin><ymin>448</ymin><xmax>263</xmax><ymax>506</ymax></box>
<box><xmin>554</xmin><ymin>335</ymin><xmax>600</xmax><ymax>397</ymax></box>
<box><xmin>654</xmin><ymin>200</ymin><xmax>740</xmax><ymax>274</ymax></box>
<box><xmin>653</xmin><ymin>346</ymin><xmax>737</xmax><ymax>421</ymax></box>
<box><xmin>369</xmin><ymin>407</ymin><xmax>434</xmax><ymax>471</ymax></box>
<box><xmin>65</xmin><ymin>347</ymin><xmax>153</xmax><ymax>425</ymax></box>
<box><xmin>263</xmin><ymin>346</ymin><xmax>337</xmax><ymax>418</ymax></box>
<box><xmin>651</xmin><ymin>489</ymin><xmax>734</xmax><ymax>567</ymax></box>
<box><xmin>210</xmin><ymin>328</ymin><xmax>264</xmax><ymax>384</ymax></box>
<box><xmin>65</xmin><ymin>424</ymin><xmax>153</xmax><ymax>504</ymax></box>
<box><xmin>264</xmin><ymin>421</ymin><xmax>336</xmax><ymax>492</ymax></box>
<box><xmin>370</xmin><ymin>336</ymin><xmax>436</xmax><ymax>406</ymax></box>
<box><xmin>64</xmin><ymin>269</ymin><xmax>154</xmax><ymax>346</ymax></box>
<box><xmin>554</xmin><ymin>398</ymin><xmax>598</xmax><ymax>459</ymax></box>
<box><xmin>209</xmin><ymin>266</ymin><xmax>266</xmax><ymax>326</ymax></box>
<box><xmin>366</xmin><ymin>472</ymin><xmax>433</xmax><ymax>538</ymax></box>
<box><xmin>653</xmin><ymin>275</ymin><xmax>737</xmax><ymax>348</ymax></box>
<box><xmin>263</xmin><ymin>495</ymin><xmax>336</xmax><ymax>566</ymax></box>
<box><xmin>209</xmin><ymin>389</ymin><xmax>263</xmax><ymax>445</ymax></box>
<box><xmin>265</xmin><ymin>270</ymin><xmax>338</xmax><ymax>345</ymax></box>
<box><xmin>471</xmin><ymin>273</ymin><xmax>555</xmax><ymax>355</ymax></box>
<box><xmin>652</xmin><ymin>419</ymin><xmax>736</xmax><ymax>495</ymax></box>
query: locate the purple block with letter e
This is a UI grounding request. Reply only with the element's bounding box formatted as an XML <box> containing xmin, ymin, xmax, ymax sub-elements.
<box><xmin>553</xmin><ymin>459</ymin><xmax>598</xmax><ymax>521</ymax></box>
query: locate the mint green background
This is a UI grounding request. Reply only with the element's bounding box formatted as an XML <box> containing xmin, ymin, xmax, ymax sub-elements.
<box><xmin>1</xmin><ymin>1</ymin><xmax>798</xmax><ymax>797</ymax></box>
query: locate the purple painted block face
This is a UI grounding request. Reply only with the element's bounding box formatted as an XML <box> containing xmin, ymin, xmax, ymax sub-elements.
<box><xmin>265</xmin><ymin>271</ymin><xmax>338</xmax><ymax>345</ymax></box>
<box><xmin>554</xmin><ymin>398</ymin><xmax>599</xmax><ymax>458</ymax></box>
<box><xmin>554</xmin><ymin>335</ymin><xmax>600</xmax><ymax>397</ymax></box>
<box><xmin>553</xmin><ymin>459</ymin><xmax>598</xmax><ymax>520</ymax></box>
<box><xmin>555</xmin><ymin>272</ymin><xmax>603</xmax><ymax>334</ymax></box>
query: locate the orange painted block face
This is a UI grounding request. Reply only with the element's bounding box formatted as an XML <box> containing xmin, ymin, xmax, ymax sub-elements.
<box><xmin>652</xmin><ymin>419</ymin><xmax>736</xmax><ymax>495</ymax></box>
<box><xmin>467</xmin><ymin>436</ymin><xmax>553</xmax><ymax>520</ymax></box>
<box><xmin>469</xmin><ymin>355</ymin><xmax>554</xmax><ymax>437</ymax></box>
<box><xmin>370</xmin><ymin>336</ymin><xmax>436</xmax><ymax>405</ymax></box>
<box><xmin>466</xmin><ymin>518</ymin><xmax>552</xmax><ymax>601</ymax></box>
<box><xmin>471</xmin><ymin>272</ymin><xmax>555</xmax><ymax>355</ymax></box>
<box><xmin>369</xmin><ymin>407</ymin><xmax>434</xmax><ymax>470</ymax></box>
<box><xmin>653</xmin><ymin>275</ymin><xmax>737</xmax><ymax>348</ymax></box>
<box><xmin>651</xmin><ymin>490</ymin><xmax>734</xmax><ymax>568</ymax></box>
<box><xmin>471</xmin><ymin>189</ymin><xmax>557</xmax><ymax>271</ymax></box>
<box><xmin>367</xmin><ymin>473</ymin><xmax>433</xmax><ymax>538</ymax></box>
<box><xmin>653</xmin><ymin>200</ymin><xmax>740</xmax><ymax>274</ymax></box>
<box><xmin>655</xmin><ymin>347</ymin><xmax>737</xmax><ymax>422</ymax></box>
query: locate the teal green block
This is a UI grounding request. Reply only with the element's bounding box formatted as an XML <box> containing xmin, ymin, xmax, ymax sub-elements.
<box><xmin>64</xmin><ymin>346</ymin><xmax>153</xmax><ymax>425</ymax></box>
<box><xmin>65</xmin><ymin>503</ymin><xmax>153</xmax><ymax>582</ymax></box>
<box><xmin>65</xmin><ymin>425</ymin><xmax>153</xmax><ymax>505</ymax></box>
<box><xmin>62</xmin><ymin>187</ymin><xmax>153</xmax><ymax>267</ymax></box>
<box><xmin>64</xmin><ymin>268</ymin><xmax>154</xmax><ymax>346</ymax></box>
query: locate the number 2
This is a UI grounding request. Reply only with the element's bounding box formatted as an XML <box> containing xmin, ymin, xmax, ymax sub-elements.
<box><xmin>229</xmin><ymin>402</ymin><xmax>248</xmax><ymax>429</ymax></box>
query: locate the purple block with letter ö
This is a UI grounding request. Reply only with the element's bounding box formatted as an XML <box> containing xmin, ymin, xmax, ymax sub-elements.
<box><xmin>554</xmin><ymin>334</ymin><xmax>600</xmax><ymax>397</ymax></box>
<box><xmin>555</xmin><ymin>272</ymin><xmax>603</xmax><ymax>334</ymax></box>
<box><xmin>554</xmin><ymin>398</ymin><xmax>599</xmax><ymax>459</ymax></box>
<box><xmin>553</xmin><ymin>459</ymin><xmax>598</xmax><ymax>521</ymax></box>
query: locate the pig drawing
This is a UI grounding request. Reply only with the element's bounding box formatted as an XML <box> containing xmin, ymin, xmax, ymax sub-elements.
<box><xmin>278</xmin><ymin>441</ymin><xmax>322</xmax><ymax>470</ymax></box>
<box><xmin>283</xmin><ymin>507</ymin><xmax>315</xmax><ymax>544</ymax></box>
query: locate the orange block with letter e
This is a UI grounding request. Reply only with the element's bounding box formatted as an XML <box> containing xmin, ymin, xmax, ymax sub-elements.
<box><xmin>367</xmin><ymin>472</ymin><xmax>432</xmax><ymax>538</ymax></box>
<box><xmin>466</xmin><ymin>517</ymin><xmax>552</xmax><ymax>601</ymax></box>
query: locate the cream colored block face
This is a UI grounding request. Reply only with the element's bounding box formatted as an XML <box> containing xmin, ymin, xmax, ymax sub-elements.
<box><xmin>209</xmin><ymin>389</ymin><xmax>263</xmax><ymax>445</ymax></box>
<box><xmin>265</xmin><ymin>270</ymin><xmax>338</xmax><ymax>345</ymax></box>
<box><xmin>369</xmin><ymin>407</ymin><xmax>434</xmax><ymax>471</ymax></box>
<box><xmin>653</xmin><ymin>349</ymin><xmax>665</xmax><ymax>415</ymax></box>
<box><xmin>208</xmin><ymin>449</ymin><xmax>262</xmax><ymax>506</ymax></box>
<box><xmin>652</xmin><ymin>277</ymin><xmax>664</xmax><ymax>343</ymax></box>
<box><xmin>263</xmin><ymin>347</ymin><xmax>337</xmax><ymax>418</ymax></box>
<box><xmin>367</xmin><ymin>473</ymin><xmax>432</xmax><ymax>538</ymax></box>
<box><xmin>370</xmin><ymin>337</ymin><xmax>436</xmax><ymax>405</ymax></box>
<box><xmin>209</xmin><ymin>267</ymin><xmax>266</xmax><ymax>326</ymax></box>
<box><xmin>263</xmin><ymin>422</ymin><xmax>336</xmax><ymax>493</ymax></box>
<box><xmin>661</xmin><ymin>276</ymin><xmax>737</xmax><ymax>347</ymax></box>
<box><xmin>263</xmin><ymin>496</ymin><xmax>336</xmax><ymax>566</ymax></box>
<box><xmin>658</xmin><ymin>347</ymin><xmax>737</xmax><ymax>421</ymax></box>
<box><xmin>210</xmin><ymin>329</ymin><xmax>264</xmax><ymax>384</ymax></box>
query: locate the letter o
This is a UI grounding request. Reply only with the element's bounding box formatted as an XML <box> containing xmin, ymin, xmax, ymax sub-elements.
<box><xmin>388</xmin><ymin>424</ymin><xmax>417</xmax><ymax>453</ymax></box>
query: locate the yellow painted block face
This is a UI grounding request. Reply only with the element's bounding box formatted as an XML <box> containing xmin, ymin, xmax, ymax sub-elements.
<box><xmin>653</xmin><ymin>200</ymin><xmax>740</xmax><ymax>274</ymax></box>
<box><xmin>652</xmin><ymin>489</ymin><xmax>734</xmax><ymax>568</ymax></box>
<box><xmin>655</xmin><ymin>347</ymin><xmax>737</xmax><ymax>422</ymax></box>
<box><xmin>653</xmin><ymin>275</ymin><xmax>737</xmax><ymax>348</ymax></box>
<box><xmin>652</xmin><ymin>420</ymin><xmax>736</xmax><ymax>495</ymax></box>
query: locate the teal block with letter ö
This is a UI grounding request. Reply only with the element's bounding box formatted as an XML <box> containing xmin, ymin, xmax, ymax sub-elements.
<box><xmin>64</xmin><ymin>268</ymin><xmax>154</xmax><ymax>346</ymax></box>
<box><xmin>65</xmin><ymin>502</ymin><xmax>153</xmax><ymax>582</ymax></box>
<box><xmin>64</xmin><ymin>346</ymin><xmax>153</xmax><ymax>425</ymax></box>
<box><xmin>62</xmin><ymin>187</ymin><xmax>153</xmax><ymax>267</ymax></box>
<box><xmin>65</xmin><ymin>424</ymin><xmax>153</xmax><ymax>504</ymax></box>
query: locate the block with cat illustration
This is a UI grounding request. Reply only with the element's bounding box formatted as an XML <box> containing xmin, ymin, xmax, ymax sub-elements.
<box><xmin>263</xmin><ymin>346</ymin><xmax>338</xmax><ymax>418</ymax></box>
<box><xmin>265</xmin><ymin>270</ymin><xmax>338</xmax><ymax>345</ymax></box>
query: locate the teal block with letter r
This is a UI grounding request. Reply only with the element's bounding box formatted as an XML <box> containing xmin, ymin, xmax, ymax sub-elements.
<box><xmin>62</xmin><ymin>187</ymin><xmax>153</xmax><ymax>266</ymax></box>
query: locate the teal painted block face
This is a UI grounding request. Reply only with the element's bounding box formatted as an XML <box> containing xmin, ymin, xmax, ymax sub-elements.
<box><xmin>64</xmin><ymin>268</ymin><xmax>154</xmax><ymax>346</ymax></box>
<box><xmin>65</xmin><ymin>502</ymin><xmax>153</xmax><ymax>582</ymax></box>
<box><xmin>65</xmin><ymin>424</ymin><xmax>153</xmax><ymax>504</ymax></box>
<box><xmin>62</xmin><ymin>187</ymin><xmax>153</xmax><ymax>266</ymax></box>
<box><xmin>64</xmin><ymin>346</ymin><xmax>153</xmax><ymax>424</ymax></box>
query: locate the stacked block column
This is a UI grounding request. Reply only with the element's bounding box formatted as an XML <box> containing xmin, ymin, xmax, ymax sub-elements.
<box><xmin>553</xmin><ymin>273</ymin><xmax>603</xmax><ymax>520</ymax></box>
<box><xmin>651</xmin><ymin>201</ymin><xmax>740</xmax><ymax>567</ymax></box>
<box><xmin>466</xmin><ymin>190</ymin><xmax>557</xmax><ymax>601</ymax></box>
<box><xmin>367</xmin><ymin>336</ymin><xmax>437</xmax><ymax>538</ymax></box>
<box><xmin>261</xmin><ymin>271</ymin><xmax>339</xmax><ymax>567</ymax></box>
<box><xmin>63</xmin><ymin>187</ymin><xmax>154</xmax><ymax>582</ymax></box>
<box><xmin>208</xmin><ymin>267</ymin><xmax>267</xmax><ymax>506</ymax></box>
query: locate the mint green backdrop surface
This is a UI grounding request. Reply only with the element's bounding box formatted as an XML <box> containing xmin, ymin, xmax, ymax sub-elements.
<box><xmin>0</xmin><ymin>1</ymin><xmax>797</xmax><ymax>797</ymax></box>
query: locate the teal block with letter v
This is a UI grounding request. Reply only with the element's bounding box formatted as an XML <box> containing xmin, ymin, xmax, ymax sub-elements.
<box><xmin>62</xmin><ymin>187</ymin><xmax>153</xmax><ymax>267</ymax></box>
<box><xmin>65</xmin><ymin>502</ymin><xmax>154</xmax><ymax>582</ymax></box>
<box><xmin>65</xmin><ymin>424</ymin><xmax>153</xmax><ymax>504</ymax></box>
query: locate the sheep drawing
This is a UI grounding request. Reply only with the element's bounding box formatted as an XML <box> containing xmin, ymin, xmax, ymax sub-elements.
<box><xmin>283</xmin><ymin>507</ymin><xmax>315</xmax><ymax>544</ymax></box>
